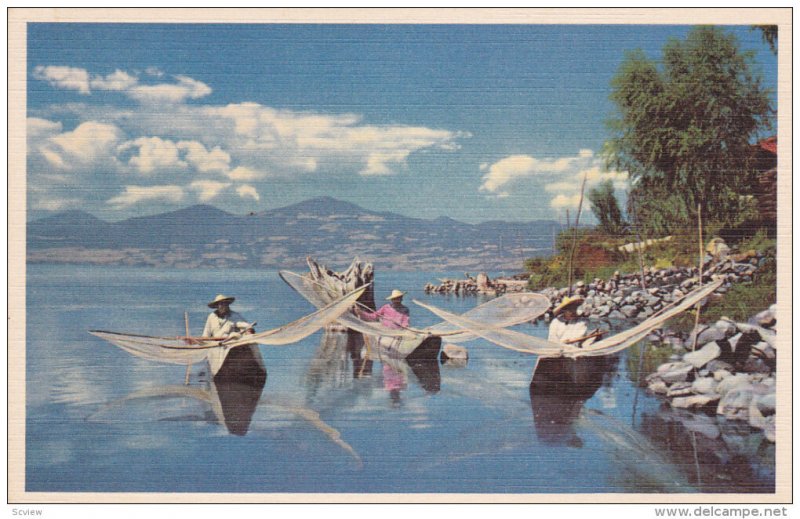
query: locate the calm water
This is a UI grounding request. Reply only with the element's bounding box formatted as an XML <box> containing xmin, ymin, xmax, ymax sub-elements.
<box><xmin>26</xmin><ymin>264</ymin><xmax>774</xmax><ymax>493</ymax></box>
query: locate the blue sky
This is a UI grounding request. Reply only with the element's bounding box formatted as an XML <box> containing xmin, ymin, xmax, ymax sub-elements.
<box><xmin>26</xmin><ymin>24</ymin><xmax>778</xmax><ymax>223</ymax></box>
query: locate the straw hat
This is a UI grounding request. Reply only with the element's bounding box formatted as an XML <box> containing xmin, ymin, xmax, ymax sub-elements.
<box><xmin>386</xmin><ymin>289</ymin><xmax>406</xmax><ymax>301</ymax></box>
<box><xmin>553</xmin><ymin>295</ymin><xmax>584</xmax><ymax>316</ymax></box>
<box><xmin>208</xmin><ymin>294</ymin><xmax>235</xmax><ymax>308</ymax></box>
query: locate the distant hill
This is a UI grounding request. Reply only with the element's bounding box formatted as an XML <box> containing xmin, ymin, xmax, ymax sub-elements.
<box><xmin>27</xmin><ymin>197</ymin><xmax>563</xmax><ymax>271</ymax></box>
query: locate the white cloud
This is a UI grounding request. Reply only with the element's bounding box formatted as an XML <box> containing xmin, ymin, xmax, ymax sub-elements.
<box><xmin>207</xmin><ymin>103</ymin><xmax>466</xmax><ymax>176</ymax></box>
<box><xmin>480</xmin><ymin>154</ymin><xmax>578</xmax><ymax>193</ymax></box>
<box><xmin>33</xmin><ymin>65</ymin><xmax>90</xmax><ymax>94</ymax></box>
<box><xmin>177</xmin><ymin>141</ymin><xmax>231</xmax><ymax>173</ymax></box>
<box><xmin>481</xmin><ymin>150</ymin><xmax>629</xmax><ymax>212</ymax></box>
<box><xmin>145</xmin><ymin>67</ymin><xmax>164</xmax><ymax>77</ymax></box>
<box><xmin>236</xmin><ymin>185</ymin><xmax>260</xmax><ymax>201</ymax></box>
<box><xmin>227</xmin><ymin>166</ymin><xmax>267</xmax><ymax>181</ymax></box>
<box><xmin>190</xmin><ymin>180</ymin><xmax>231</xmax><ymax>202</ymax></box>
<box><xmin>118</xmin><ymin>136</ymin><xmax>186</xmax><ymax>174</ymax></box>
<box><xmin>31</xmin><ymin>197</ymin><xmax>82</xmax><ymax>211</ymax></box>
<box><xmin>40</xmin><ymin>121</ymin><xmax>122</xmax><ymax>169</ymax></box>
<box><xmin>363</xmin><ymin>150</ymin><xmax>411</xmax><ymax>176</ymax></box>
<box><xmin>90</xmin><ymin>69</ymin><xmax>138</xmax><ymax>91</ymax></box>
<box><xmin>27</xmin><ymin>117</ymin><xmax>63</xmax><ymax>140</ymax></box>
<box><xmin>33</xmin><ymin>65</ymin><xmax>211</xmax><ymax>104</ymax></box>
<box><xmin>107</xmin><ymin>185</ymin><xmax>184</xmax><ymax>207</ymax></box>
<box><xmin>551</xmin><ymin>193</ymin><xmax>583</xmax><ymax>209</ymax></box>
<box><xmin>128</xmin><ymin>75</ymin><xmax>212</xmax><ymax>104</ymax></box>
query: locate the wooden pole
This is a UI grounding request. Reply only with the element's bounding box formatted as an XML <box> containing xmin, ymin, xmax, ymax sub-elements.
<box><xmin>691</xmin><ymin>204</ymin><xmax>703</xmax><ymax>352</ymax></box>
<box><xmin>567</xmin><ymin>173</ymin><xmax>589</xmax><ymax>296</ymax></box>
<box><xmin>630</xmin><ymin>193</ymin><xmax>647</xmax><ymax>290</ymax></box>
<box><xmin>184</xmin><ymin>312</ymin><xmax>192</xmax><ymax>384</ymax></box>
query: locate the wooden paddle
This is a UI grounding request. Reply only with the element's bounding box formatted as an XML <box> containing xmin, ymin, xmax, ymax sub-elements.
<box><xmin>563</xmin><ymin>329</ymin><xmax>605</xmax><ymax>345</ymax></box>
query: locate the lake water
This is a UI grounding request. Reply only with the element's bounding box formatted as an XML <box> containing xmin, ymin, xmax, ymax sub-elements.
<box><xmin>25</xmin><ymin>264</ymin><xmax>775</xmax><ymax>494</ymax></box>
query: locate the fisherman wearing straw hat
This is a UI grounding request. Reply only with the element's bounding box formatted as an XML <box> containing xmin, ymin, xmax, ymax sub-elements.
<box><xmin>201</xmin><ymin>294</ymin><xmax>255</xmax><ymax>341</ymax></box>
<box><xmin>548</xmin><ymin>295</ymin><xmax>601</xmax><ymax>347</ymax></box>
<box><xmin>355</xmin><ymin>289</ymin><xmax>410</xmax><ymax>330</ymax></box>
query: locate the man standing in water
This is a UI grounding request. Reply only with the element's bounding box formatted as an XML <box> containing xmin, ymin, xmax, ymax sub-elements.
<box><xmin>548</xmin><ymin>296</ymin><xmax>601</xmax><ymax>347</ymax></box>
<box><xmin>356</xmin><ymin>289</ymin><xmax>410</xmax><ymax>330</ymax></box>
<box><xmin>356</xmin><ymin>289</ymin><xmax>411</xmax><ymax>405</ymax></box>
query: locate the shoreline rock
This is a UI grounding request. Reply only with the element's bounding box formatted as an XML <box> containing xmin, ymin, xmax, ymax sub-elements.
<box><xmin>645</xmin><ymin>305</ymin><xmax>777</xmax><ymax>442</ymax></box>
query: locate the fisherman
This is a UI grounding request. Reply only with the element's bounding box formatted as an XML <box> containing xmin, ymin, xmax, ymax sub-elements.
<box><xmin>356</xmin><ymin>289</ymin><xmax>410</xmax><ymax>330</ymax></box>
<box><xmin>548</xmin><ymin>296</ymin><xmax>601</xmax><ymax>348</ymax></box>
<box><xmin>188</xmin><ymin>294</ymin><xmax>255</xmax><ymax>344</ymax></box>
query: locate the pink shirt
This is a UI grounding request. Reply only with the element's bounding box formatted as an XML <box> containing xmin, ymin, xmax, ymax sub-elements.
<box><xmin>360</xmin><ymin>303</ymin><xmax>410</xmax><ymax>330</ymax></box>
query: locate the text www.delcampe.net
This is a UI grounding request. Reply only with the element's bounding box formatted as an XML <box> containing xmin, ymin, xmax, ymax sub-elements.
<box><xmin>655</xmin><ymin>507</ymin><xmax>788</xmax><ymax>518</ymax></box>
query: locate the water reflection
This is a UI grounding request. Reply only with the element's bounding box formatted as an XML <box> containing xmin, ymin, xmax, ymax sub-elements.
<box><xmin>307</xmin><ymin>330</ymin><xmax>441</xmax><ymax>406</ymax></box>
<box><xmin>639</xmin><ymin>407</ymin><xmax>775</xmax><ymax>492</ymax></box>
<box><xmin>529</xmin><ymin>356</ymin><xmax>617</xmax><ymax>447</ymax></box>
<box><xmin>347</xmin><ymin>331</ymin><xmax>373</xmax><ymax>379</ymax></box>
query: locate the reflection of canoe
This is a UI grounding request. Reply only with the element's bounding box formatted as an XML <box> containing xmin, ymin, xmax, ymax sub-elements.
<box><xmin>530</xmin><ymin>355</ymin><xmax>617</xmax><ymax>399</ymax></box>
<box><xmin>406</xmin><ymin>356</ymin><xmax>441</xmax><ymax>393</ymax></box>
<box><xmin>212</xmin><ymin>344</ymin><xmax>268</xmax><ymax>436</ymax></box>
<box><xmin>529</xmin><ymin>356</ymin><xmax>616</xmax><ymax>447</ymax></box>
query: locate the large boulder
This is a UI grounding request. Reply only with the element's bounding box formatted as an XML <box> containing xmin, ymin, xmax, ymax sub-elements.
<box><xmin>716</xmin><ymin>373</ymin><xmax>752</xmax><ymax>396</ymax></box>
<box><xmin>691</xmin><ymin>377</ymin><xmax>718</xmax><ymax>395</ymax></box>
<box><xmin>672</xmin><ymin>394</ymin><xmax>719</xmax><ymax>410</ymax></box>
<box><xmin>717</xmin><ymin>388</ymin><xmax>755</xmax><ymax>421</ymax></box>
<box><xmin>752</xmin><ymin>308</ymin><xmax>776</xmax><ymax>328</ymax></box>
<box><xmin>441</xmin><ymin>343</ymin><xmax>469</xmax><ymax>367</ymax></box>
<box><xmin>706</xmin><ymin>237</ymin><xmax>731</xmax><ymax>259</ymax></box>
<box><xmin>656</xmin><ymin>361</ymin><xmax>694</xmax><ymax>384</ymax></box>
<box><xmin>682</xmin><ymin>342</ymin><xmax>721</xmax><ymax>369</ymax></box>
<box><xmin>666</xmin><ymin>381</ymin><xmax>693</xmax><ymax>397</ymax></box>
<box><xmin>696</xmin><ymin>326</ymin><xmax>729</xmax><ymax>345</ymax></box>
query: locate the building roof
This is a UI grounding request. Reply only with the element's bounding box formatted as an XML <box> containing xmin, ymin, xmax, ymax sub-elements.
<box><xmin>757</xmin><ymin>136</ymin><xmax>777</xmax><ymax>155</ymax></box>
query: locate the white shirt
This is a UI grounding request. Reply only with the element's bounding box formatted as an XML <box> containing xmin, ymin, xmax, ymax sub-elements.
<box><xmin>548</xmin><ymin>317</ymin><xmax>596</xmax><ymax>347</ymax></box>
<box><xmin>202</xmin><ymin>310</ymin><xmax>250</xmax><ymax>339</ymax></box>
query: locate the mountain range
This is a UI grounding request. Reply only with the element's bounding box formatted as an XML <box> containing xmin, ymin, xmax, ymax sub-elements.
<box><xmin>27</xmin><ymin>197</ymin><xmax>563</xmax><ymax>271</ymax></box>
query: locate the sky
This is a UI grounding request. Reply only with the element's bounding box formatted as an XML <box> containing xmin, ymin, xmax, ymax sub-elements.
<box><xmin>26</xmin><ymin>24</ymin><xmax>778</xmax><ymax>223</ymax></box>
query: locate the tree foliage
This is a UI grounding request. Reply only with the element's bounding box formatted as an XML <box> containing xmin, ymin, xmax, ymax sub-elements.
<box><xmin>588</xmin><ymin>180</ymin><xmax>627</xmax><ymax>236</ymax></box>
<box><xmin>752</xmin><ymin>25</ymin><xmax>778</xmax><ymax>55</ymax></box>
<box><xmin>606</xmin><ymin>26</ymin><xmax>774</xmax><ymax>235</ymax></box>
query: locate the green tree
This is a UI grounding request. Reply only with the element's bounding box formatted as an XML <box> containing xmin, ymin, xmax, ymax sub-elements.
<box><xmin>606</xmin><ymin>26</ymin><xmax>773</xmax><ymax>235</ymax></box>
<box><xmin>588</xmin><ymin>180</ymin><xmax>627</xmax><ymax>236</ymax></box>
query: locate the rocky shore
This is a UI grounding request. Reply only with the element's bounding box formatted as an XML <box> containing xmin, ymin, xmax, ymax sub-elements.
<box><xmin>643</xmin><ymin>306</ymin><xmax>777</xmax><ymax>442</ymax></box>
<box><xmin>536</xmin><ymin>251</ymin><xmax>766</xmax><ymax>323</ymax></box>
<box><xmin>424</xmin><ymin>272</ymin><xmax>529</xmax><ymax>296</ymax></box>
